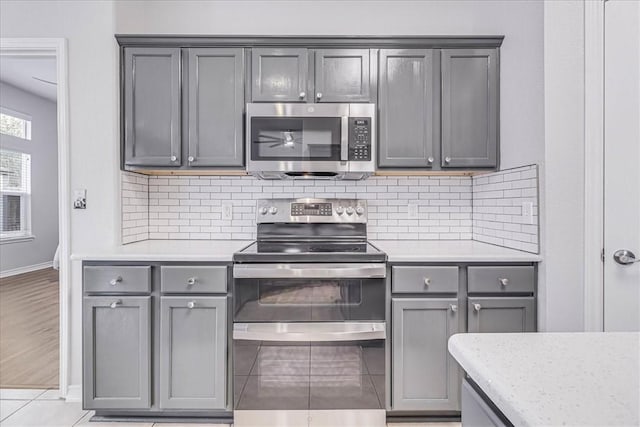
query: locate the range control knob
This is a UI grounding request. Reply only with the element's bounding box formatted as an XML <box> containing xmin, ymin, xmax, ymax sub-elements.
<box><xmin>346</xmin><ymin>207</ymin><xmax>355</xmax><ymax>216</ymax></box>
<box><xmin>259</xmin><ymin>207</ymin><xmax>268</xmax><ymax>215</ymax></box>
<box><xmin>355</xmin><ymin>206</ymin><xmax>365</xmax><ymax>216</ymax></box>
<box><xmin>335</xmin><ymin>206</ymin><xmax>344</xmax><ymax>215</ymax></box>
<box><xmin>268</xmin><ymin>206</ymin><xmax>278</xmax><ymax>215</ymax></box>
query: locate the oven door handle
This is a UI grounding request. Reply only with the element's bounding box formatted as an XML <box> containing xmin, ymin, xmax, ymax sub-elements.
<box><xmin>233</xmin><ymin>263</ymin><xmax>386</xmax><ymax>279</ymax></box>
<box><xmin>233</xmin><ymin>322</ymin><xmax>386</xmax><ymax>342</ymax></box>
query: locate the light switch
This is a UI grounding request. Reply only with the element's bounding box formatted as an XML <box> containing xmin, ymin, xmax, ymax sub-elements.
<box><xmin>222</xmin><ymin>201</ymin><xmax>233</xmax><ymax>220</ymax></box>
<box><xmin>74</xmin><ymin>189</ymin><xmax>86</xmax><ymax>209</ymax></box>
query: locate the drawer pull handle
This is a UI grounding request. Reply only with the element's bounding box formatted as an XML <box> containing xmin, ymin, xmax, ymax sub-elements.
<box><xmin>424</xmin><ymin>277</ymin><xmax>431</xmax><ymax>286</ymax></box>
<box><xmin>449</xmin><ymin>304</ymin><xmax>458</xmax><ymax>312</ymax></box>
<box><xmin>499</xmin><ymin>278</ymin><xmax>509</xmax><ymax>287</ymax></box>
<box><xmin>473</xmin><ymin>303</ymin><xmax>482</xmax><ymax>312</ymax></box>
<box><xmin>187</xmin><ymin>277</ymin><xmax>197</xmax><ymax>286</ymax></box>
<box><xmin>109</xmin><ymin>276</ymin><xmax>123</xmax><ymax>286</ymax></box>
<box><xmin>110</xmin><ymin>299</ymin><xmax>122</xmax><ymax>309</ymax></box>
<box><xmin>187</xmin><ymin>301</ymin><xmax>196</xmax><ymax>309</ymax></box>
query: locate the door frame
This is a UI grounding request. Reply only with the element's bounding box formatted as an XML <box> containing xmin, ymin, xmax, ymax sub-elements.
<box><xmin>0</xmin><ymin>38</ymin><xmax>71</xmax><ymax>396</ymax></box>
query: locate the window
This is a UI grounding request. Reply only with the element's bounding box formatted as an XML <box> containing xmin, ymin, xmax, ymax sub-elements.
<box><xmin>0</xmin><ymin>149</ymin><xmax>31</xmax><ymax>241</ymax></box>
<box><xmin>0</xmin><ymin>108</ymin><xmax>32</xmax><ymax>140</ymax></box>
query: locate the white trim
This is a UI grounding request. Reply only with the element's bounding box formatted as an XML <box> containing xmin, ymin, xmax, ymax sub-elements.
<box><xmin>0</xmin><ymin>38</ymin><xmax>71</xmax><ymax>400</ymax></box>
<box><xmin>584</xmin><ymin>1</ymin><xmax>605</xmax><ymax>332</ymax></box>
<box><xmin>65</xmin><ymin>384</ymin><xmax>81</xmax><ymax>403</ymax></box>
<box><xmin>0</xmin><ymin>234</ymin><xmax>35</xmax><ymax>244</ymax></box>
<box><xmin>0</xmin><ymin>260</ymin><xmax>53</xmax><ymax>278</ymax></box>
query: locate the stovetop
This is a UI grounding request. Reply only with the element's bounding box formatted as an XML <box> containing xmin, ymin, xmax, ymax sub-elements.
<box><xmin>233</xmin><ymin>240</ymin><xmax>386</xmax><ymax>263</ymax></box>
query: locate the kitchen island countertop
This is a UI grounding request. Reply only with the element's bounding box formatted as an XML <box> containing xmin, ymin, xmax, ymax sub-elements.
<box><xmin>372</xmin><ymin>240</ymin><xmax>541</xmax><ymax>262</ymax></box>
<box><xmin>71</xmin><ymin>239</ymin><xmax>253</xmax><ymax>262</ymax></box>
<box><xmin>448</xmin><ymin>332</ymin><xmax>640</xmax><ymax>427</ymax></box>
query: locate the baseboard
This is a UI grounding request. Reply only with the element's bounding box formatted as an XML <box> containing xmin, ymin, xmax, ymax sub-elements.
<box><xmin>65</xmin><ymin>384</ymin><xmax>81</xmax><ymax>402</ymax></box>
<box><xmin>0</xmin><ymin>261</ymin><xmax>54</xmax><ymax>278</ymax></box>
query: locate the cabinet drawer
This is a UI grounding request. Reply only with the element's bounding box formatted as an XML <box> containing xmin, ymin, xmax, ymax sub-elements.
<box><xmin>468</xmin><ymin>266</ymin><xmax>534</xmax><ymax>294</ymax></box>
<box><xmin>84</xmin><ymin>266</ymin><xmax>151</xmax><ymax>294</ymax></box>
<box><xmin>160</xmin><ymin>266</ymin><xmax>227</xmax><ymax>294</ymax></box>
<box><xmin>392</xmin><ymin>266</ymin><xmax>458</xmax><ymax>293</ymax></box>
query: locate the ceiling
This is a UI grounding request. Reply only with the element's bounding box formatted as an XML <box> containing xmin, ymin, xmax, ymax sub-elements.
<box><xmin>0</xmin><ymin>56</ymin><xmax>57</xmax><ymax>102</ymax></box>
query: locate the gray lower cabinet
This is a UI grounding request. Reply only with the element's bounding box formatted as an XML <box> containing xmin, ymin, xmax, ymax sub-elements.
<box><xmin>83</xmin><ymin>296</ymin><xmax>151</xmax><ymax>409</ymax></box>
<box><xmin>468</xmin><ymin>297</ymin><xmax>535</xmax><ymax>333</ymax></box>
<box><xmin>378</xmin><ymin>49</ymin><xmax>437</xmax><ymax>168</ymax></box>
<box><xmin>124</xmin><ymin>47</ymin><xmax>181</xmax><ymax>167</ymax></box>
<box><xmin>159</xmin><ymin>296</ymin><xmax>227</xmax><ymax>409</ymax></box>
<box><xmin>314</xmin><ymin>49</ymin><xmax>371</xmax><ymax>102</ymax></box>
<box><xmin>251</xmin><ymin>48</ymin><xmax>308</xmax><ymax>102</ymax></box>
<box><xmin>461</xmin><ymin>379</ymin><xmax>508</xmax><ymax>427</ymax></box>
<box><xmin>185</xmin><ymin>48</ymin><xmax>244</xmax><ymax>167</ymax></box>
<box><xmin>441</xmin><ymin>48</ymin><xmax>499</xmax><ymax>168</ymax></box>
<box><xmin>392</xmin><ymin>297</ymin><xmax>460</xmax><ymax>411</ymax></box>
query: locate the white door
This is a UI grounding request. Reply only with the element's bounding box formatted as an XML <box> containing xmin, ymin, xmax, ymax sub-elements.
<box><xmin>604</xmin><ymin>0</ymin><xmax>640</xmax><ymax>331</ymax></box>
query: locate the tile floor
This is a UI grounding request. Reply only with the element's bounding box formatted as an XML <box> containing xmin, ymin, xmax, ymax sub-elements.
<box><xmin>0</xmin><ymin>388</ymin><xmax>460</xmax><ymax>427</ymax></box>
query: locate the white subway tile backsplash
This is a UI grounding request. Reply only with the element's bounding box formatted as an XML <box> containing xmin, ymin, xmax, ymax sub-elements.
<box><xmin>121</xmin><ymin>171</ymin><xmax>149</xmax><ymax>244</ymax></box>
<box><xmin>472</xmin><ymin>165</ymin><xmax>539</xmax><ymax>254</ymax></box>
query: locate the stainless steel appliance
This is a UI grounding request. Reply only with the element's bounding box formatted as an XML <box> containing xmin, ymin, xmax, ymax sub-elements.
<box><xmin>232</xmin><ymin>198</ymin><xmax>387</xmax><ymax>427</ymax></box>
<box><xmin>246</xmin><ymin>103</ymin><xmax>376</xmax><ymax>180</ymax></box>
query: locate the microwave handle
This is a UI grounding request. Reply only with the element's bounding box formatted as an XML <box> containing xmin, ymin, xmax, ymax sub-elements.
<box><xmin>341</xmin><ymin>116</ymin><xmax>349</xmax><ymax>161</ymax></box>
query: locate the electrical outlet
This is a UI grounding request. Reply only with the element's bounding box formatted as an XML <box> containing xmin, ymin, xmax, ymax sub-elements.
<box><xmin>408</xmin><ymin>203</ymin><xmax>419</xmax><ymax>219</ymax></box>
<box><xmin>73</xmin><ymin>189</ymin><xmax>86</xmax><ymax>209</ymax></box>
<box><xmin>222</xmin><ymin>202</ymin><xmax>233</xmax><ymax>220</ymax></box>
<box><xmin>522</xmin><ymin>202</ymin><xmax>534</xmax><ymax>224</ymax></box>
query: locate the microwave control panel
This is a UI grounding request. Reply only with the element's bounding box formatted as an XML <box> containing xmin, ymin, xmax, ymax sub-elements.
<box><xmin>348</xmin><ymin>118</ymin><xmax>372</xmax><ymax>161</ymax></box>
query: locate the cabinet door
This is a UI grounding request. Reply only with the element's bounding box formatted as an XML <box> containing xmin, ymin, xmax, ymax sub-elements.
<box><xmin>160</xmin><ymin>296</ymin><xmax>227</xmax><ymax>409</ymax></box>
<box><xmin>392</xmin><ymin>297</ymin><xmax>460</xmax><ymax>411</ymax></box>
<box><xmin>124</xmin><ymin>47</ymin><xmax>181</xmax><ymax>167</ymax></box>
<box><xmin>83</xmin><ymin>296</ymin><xmax>151</xmax><ymax>409</ymax></box>
<box><xmin>441</xmin><ymin>48</ymin><xmax>498</xmax><ymax>168</ymax></box>
<box><xmin>378</xmin><ymin>49</ymin><xmax>437</xmax><ymax>168</ymax></box>
<box><xmin>467</xmin><ymin>297</ymin><xmax>535</xmax><ymax>333</ymax></box>
<box><xmin>314</xmin><ymin>49</ymin><xmax>370</xmax><ymax>102</ymax></box>
<box><xmin>251</xmin><ymin>48</ymin><xmax>308</xmax><ymax>102</ymax></box>
<box><xmin>185</xmin><ymin>48</ymin><xmax>244</xmax><ymax>167</ymax></box>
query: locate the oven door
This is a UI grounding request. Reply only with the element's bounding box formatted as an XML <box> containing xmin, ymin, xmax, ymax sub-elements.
<box><xmin>232</xmin><ymin>263</ymin><xmax>386</xmax><ymax>322</ymax></box>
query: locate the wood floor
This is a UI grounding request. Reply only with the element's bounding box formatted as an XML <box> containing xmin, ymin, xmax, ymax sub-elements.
<box><xmin>0</xmin><ymin>268</ymin><xmax>59</xmax><ymax>388</ymax></box>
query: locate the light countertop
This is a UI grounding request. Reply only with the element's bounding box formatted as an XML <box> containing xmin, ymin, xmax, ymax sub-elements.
<box><xmin>448</xmin><ymin>332</ymin><xmax>640</xmax><ymax>427</ymax></box>
<box><xmin>372</xmin><ymin>240</ymin><xmax>541</xmax><ymax>262</ymax></box>
<box><xmin>70</xmin><ymin>240</ymin><xmax>252</xmax><ymax>262</ymax></box>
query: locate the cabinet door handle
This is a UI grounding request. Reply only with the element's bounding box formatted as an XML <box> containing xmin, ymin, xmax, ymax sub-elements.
<box><xmin>187</xmin><ymin>301</ymin><xmax>196</xmax><ymax>309</ymax></box>
<box><xmin>427</xmin><ymin>157</ymin><xmax>434</xmax><ymax>164</ymax></box>
<box><xmin>170</xmin><ymin>155</ymin><xmax>177</xmax><ymax>162</ymax></box>
<box><xmin>110</xmin><ymin>299</ymin><xmax>122</xmax><ymax>309</ymax></box>
<box><xmin>316</xmin><ymin>92</ymin><xmax>323</xmax><ymax>100</ymax></box>
<box><xmin>444</xmin><ymin>156</ymin><xmax>451</xmax><ymax>164</ymax></box>
<box><xmin>187</xmin><ymin>277</ymin><xmax>197</xmax><ymax>286</ymax></box>
<box><xmin>109</xmin><ymin>276</ymin><xmax>123</xmax><ymax>286</ymax></box>
<box><xmin>424</xmin><ymin>277</ymin><xmax>431</xmax><ymax>286</ymax></box>
<box><xmin>499</xmin><ymin>278</ymin><xmax>509</xmax><ymax>286</ymax></box>
<box><xmin>299</xmin><ymin>91</ymin><xmax>306</xmax><ymax>99</ymax></box>
<box><xmin>188</xmin><ymin>156</ymin><xmax>195</xmax><ymax>162</ymax></box>
<box><xmin>473</xmin><ymin>303</ymin><xmax>482</xmax><ymax>312</ymax></box>
<box><xmin>450</xmin><ymin>304</ymin><xmax>458</xmax><ymax>312</ymax></box>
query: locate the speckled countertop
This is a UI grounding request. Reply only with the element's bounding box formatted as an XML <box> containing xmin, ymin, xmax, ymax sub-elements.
<box><xmin>372</xmin><ymin>240</ymin><xmax>541</xmax><ymax>262</ymax></box>
<box><xmin>448</xmin><ymin>332</ymin><xmax>640</xmax><ymax>427</ymax></box>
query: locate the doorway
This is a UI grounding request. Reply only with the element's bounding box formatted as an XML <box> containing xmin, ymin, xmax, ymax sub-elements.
<box><xmin>0</xmin><ymin>39</ymin><xmax>70</xmax><ymax>397</ymax></box>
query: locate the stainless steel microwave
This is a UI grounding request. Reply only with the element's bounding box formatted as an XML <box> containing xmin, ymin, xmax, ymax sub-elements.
<box><xmin>246</xmin><ymin>103</ymin><xmax>376</xmax><ymax>179</ymax></box>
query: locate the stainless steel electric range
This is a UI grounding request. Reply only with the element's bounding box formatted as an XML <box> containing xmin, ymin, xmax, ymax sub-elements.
<box><xmin>232</xmin><ymin>198</ymin><xmax>387</xmax><ymax>427</ymax></box>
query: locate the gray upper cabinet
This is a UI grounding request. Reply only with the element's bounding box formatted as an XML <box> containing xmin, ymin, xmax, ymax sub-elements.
<box><xmin>185</xmin><ymin>48</ymin><xmax>244</xmax><ymax>167</ymax></box>
<box><xmin>392</xmin><ymin>297</ymin><xmax>460</xmax><ymax>411</ymax></box>
<box><xmin>441</xmin><ymin>49</ymin><xmax>499</xmax><ymax>168</ymax></box>
<box><xmin>83</xmin><ymin>296</ymin><xmax>151</xmax><ymax>409</ymax></box>
<box><xmin>467</xmin><ymin>297</ymin><xmax>535</xmax><ymax>333</ymax></box>
<box><xmin>378</xmin><ymin>49</ymin><xmax>437</xmax><ymax>168</ymax></box>
<box><xmin>160</xmin><ymin>296</ymin><xmax>227</xmax><ymax>410</ymax></box>
<box><xmin>124</xmin><ymin>47</ymin><xmax>181</xmax><ymax>167</ymax></box>
<box><xmin>251</xmin><ymin>48</ymin><xmax>309</xmax><ymax>102</ymax></box>
<box><xmin>314</xmin><ymin>49</ymin><xmax>371</xmax><ymax>102</ymax></box>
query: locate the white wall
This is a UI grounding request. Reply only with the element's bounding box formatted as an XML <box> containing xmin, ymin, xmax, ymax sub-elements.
<box><xmin>115</xmin><ymin>0</ymin><xmax>545</xmax><ymax>170</ymax></box>
<box><xmin>540</xmin><ymin>0</ymin><xmax>586</xmax><ymax>332</ymax></box>
<box><xmin>0</xmin><ymin>0</ymin><xmax>547</xmax><ymax>397</ymax></box>
<box><xmin>0</xmin><ymin>82</ymin><xmax>59</xmax><ymax>273</ymax></box>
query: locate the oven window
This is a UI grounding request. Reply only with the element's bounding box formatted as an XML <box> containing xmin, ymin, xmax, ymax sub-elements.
<box><xmin>251</xmin><ymin>117</ymin><xmax>341</xmax><ymax>161</ymax></box>
<box><xmin>258</xmin><ymin>280</ymin><xmax>362</xmax><ymax>306</ymax></box>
